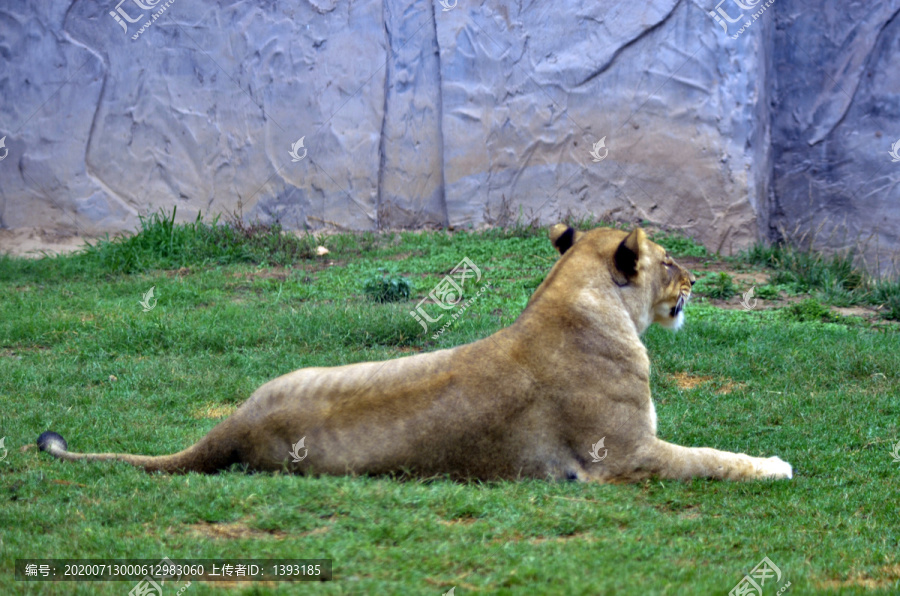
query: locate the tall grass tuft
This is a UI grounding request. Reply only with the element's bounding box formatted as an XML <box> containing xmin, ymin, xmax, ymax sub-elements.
<box><xmin>745</xmin><ymin>242</ymin><xmax>900</xmax><ymax>319</ymax></box>
<box><xmin>95</xmin><ymin>208</ymin><xmax>321</xmax><ymax>272</ymax></box>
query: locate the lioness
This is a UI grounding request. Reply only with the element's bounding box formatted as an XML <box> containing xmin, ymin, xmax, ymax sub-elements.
<box><xmin>38</xmin><ymin>225</ymin><xmax>792</xmax><ymax>482</ymax></box>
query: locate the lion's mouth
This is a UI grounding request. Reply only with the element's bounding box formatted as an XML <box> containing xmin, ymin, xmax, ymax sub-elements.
<box><xmin>670</xmin><ymin>294</ymin><xmax>686</xmax><ymax>318</ymax></box>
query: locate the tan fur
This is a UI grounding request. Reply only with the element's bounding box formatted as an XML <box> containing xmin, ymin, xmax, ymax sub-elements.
<box><xmin>39</xmin><ymin>225</ymin><xmax>792</xmax><ymax>482</ymax></box>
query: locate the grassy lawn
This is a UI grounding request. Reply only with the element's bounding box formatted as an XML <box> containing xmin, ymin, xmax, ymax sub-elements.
<box><xmin>1</xmin><ymin>217</ymin><xmax>899</xmax><ymax>595</ymax></box>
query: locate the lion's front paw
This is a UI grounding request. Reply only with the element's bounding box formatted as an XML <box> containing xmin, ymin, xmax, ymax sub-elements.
<box><xmin>757</xmin><ymin>456</ymin><xmax>792</xmax><ymax>480</ymax></box>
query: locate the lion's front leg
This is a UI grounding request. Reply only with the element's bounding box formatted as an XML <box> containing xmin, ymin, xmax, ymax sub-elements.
<box><xmin>620</xmin><ymin>438</ymin><xmax>792</xmax><ymax>482</ymax></box>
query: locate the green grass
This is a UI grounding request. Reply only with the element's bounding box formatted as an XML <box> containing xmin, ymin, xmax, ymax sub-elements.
<box><xmin>745</xmin><ymin>242</ymin><xmax>900</xmax><ymax>317</ymax></box>
<box><xmin>363</xmin><ymin>268</ymin><xmax>414</xmax><ymax>303</ymax></box>
<box><xmin>695</xmin><ymin>271</ymin><xmax>737</xmax><ymax>300</ymax></box>
<box><xmin>648</xmin><ymin>229</ymin><xmax>709</xmax><ymax>259</ymax></box>
<box><xmin>1</xmin><ymin>217</ymin><xmax>899</xmax><ymax>594</ymax></box>
<box><xmin>0</xmin><ymin>208</ymin><xmax>321</xmax><ymax>282</ymax></box>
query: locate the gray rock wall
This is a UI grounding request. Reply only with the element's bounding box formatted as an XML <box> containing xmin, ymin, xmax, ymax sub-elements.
<box><xmin>0</xmin><ymin>0</ymin><xmax>897</xmax><ymax>265</ymax></box>
<box><xmin>769</xmin><ymin>0</ymin><xmax>900</xmax><ymax>276</ymax></box>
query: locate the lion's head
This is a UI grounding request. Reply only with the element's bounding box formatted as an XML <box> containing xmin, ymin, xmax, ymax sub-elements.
<box><xmin>538</xmin><ymin>224</ymin><xmax>695</xmax><ymax>334</ymax></box>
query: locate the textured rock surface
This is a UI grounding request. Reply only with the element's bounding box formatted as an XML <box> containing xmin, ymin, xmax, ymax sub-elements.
<box><xmin>0</xmin><ymin>0</ymin><xmax>897</xmax><ymax>262</ymax></box>
<box><xmin>436</xmin><ymin>0</ymin><xmax>767</xmax><ymax>253</ymax></box>
<box><xmin>769</xmin><ymin>0</ymin><xmax>900</xmax><ymax>275</ymax></box>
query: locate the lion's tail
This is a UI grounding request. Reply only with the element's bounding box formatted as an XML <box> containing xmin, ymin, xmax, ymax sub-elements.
<box><xmin>36</xmin><ymin>430</ymin><xmax>237</xmax><ymax>474</ymax></box>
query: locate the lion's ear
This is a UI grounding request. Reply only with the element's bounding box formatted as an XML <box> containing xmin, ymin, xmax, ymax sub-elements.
<box><xmin>612</xmin><ymin>228</ymin><xmax>646</xmax><ymax>286</ymax></box>
<box><xmin>549</xmin><ymin>223</ymin><xmax>581</xmax><ymax>255</ymax></box>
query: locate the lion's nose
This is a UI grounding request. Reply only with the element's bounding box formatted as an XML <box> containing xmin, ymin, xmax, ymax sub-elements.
<box><xmin>690</xmin><ymin>279</ymin><xmax>696</xmax><ymax>286</ymax></box>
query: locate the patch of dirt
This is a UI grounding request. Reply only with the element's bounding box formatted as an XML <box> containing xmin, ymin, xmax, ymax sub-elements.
<box><xmin>393</xmin><ymin>346</ymin><xmax>424</xmax><ymax>354</ymax></box>
<box><xmin>186</xmin><ymin>521</ymin><xmax>290</xmax><ymax>541</ymax></box>
<box><xmin>653</xmin><ymin>502</ymin><xmax>702</xmax><ymax>516</ymax></box>
<box><xmin>1</xmin><ymin>346</ymin><xmax>50</xmax><ymax>358</ymax></box>
<box><xmin>424</xmin><ymin>576</ymin><xmax>477</xmax><ymax>592</ymax></box>
<box><xmin>669</xmin><ymin>373</ymin><xmax>743</xmax><ymax>394</ymax></box>
<box><xmin>181</xmin><ymin>515</ymin><xmax>334</xmax><ymax>543</ymax></box>
<box><xmin>207</xmin><ymin>581</ymin><xmax>280</xmax><ymax>588</ymax></box>
<box><xmin>668</xmin><ymin>256</ymin><xmax>717</xmax><ymax>272</ymax></box>
<box><xmin>0</xmin><ymin>227</ymin><xmax>100</xmax><ymax>258</ymax></box>
<box><xmin>817</xmin><ymin>566</ymin><xmax>900</xmax><ymax>590</ymax></box>
<box><xmin>715</xmin><ymin>380</ymin><xmax>745</xmax><ymax>395</ymax></box>
<box><xmin>190</xmin><ymin>404</ymin><xmax>239</xmax><ymax>419</ymax></box>
<box><xmin>528</xmin><ymin>532</ymin><xmax>594</xmax><ymax>545</ymax></box>
<box><xmin>706</xmin><ymin>291</ymin><xmax>867</xmax><ymax>315</ymax></box>
<box><xmin>229</xmin><ymin>260</ymin><xmax>339</xmax><ymax>279</ymax></box>
<box><xmin>670</xmin><ymin>372</ymin><xmax>713</xmax><ymax>390</ymax></box>
<box><xmin>438</xmin><ymin>517</ymin><xmax>478</xmax><ymax>527</ymax></box>
<box><xmin>707</xmin><ymin>296</ymin><xmax>774</xmax><ymax>310</ymax></box>
<box><xmin>231</xmin><ymin>267</ymin><xmax>293</xmax><ymax>281</ymax></box>
<box><xmin>730</xmin><ymin>270</ymin><xmax>770</xmax><ymax>285</ymax></box>
<box><xmin>679</xmin><ymin>510</ymin><xmax>703</xmax><ymax>520</ymax></box>
<box><xmin>164</xmin><ymin>267</ymin><xmax>192</xmax><ymax>277</ymax></box>
<box><xmin>833</xmin><ymin>305</ymin><xmax>877</xmax><ymax>318</ymax></box>
<box><xmin>549</xmin><ymin>495</ymin><xmax>605</xmax><ymax>505</ymax></box>
<box><xmin>493</xmin><ymin>531</ymin><xmax>594</xmax><ymax>545</ymax></box>
<box><xmin>385</xmin><ymin>250</ymin><xmax>424</xmax><ymax>260</ymax></box>
<box><xmin>50</xmin><ymin>479</ymin><xmax>86</xmax><ymax>487</ymax></box>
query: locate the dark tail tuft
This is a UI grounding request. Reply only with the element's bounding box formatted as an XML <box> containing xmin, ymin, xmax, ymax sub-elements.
<box><xmin>37</xmin><ymin>431</ymin><xmax>68</xmax><ymax>454</ymax></box>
